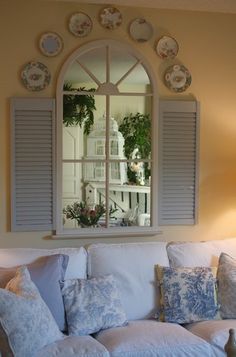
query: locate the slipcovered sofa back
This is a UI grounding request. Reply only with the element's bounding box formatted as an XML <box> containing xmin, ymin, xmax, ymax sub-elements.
<box><xmin>167</xmin><ymin>237</ymin><xmax>236</xmax><ymax>268</ymax></box>
<box><xmin>0</xmin><ymin>247</ymin><xmax>87</xmax><ymax>280</ymax></box>
<box><xmin>87</xmin><ymin>242</ymin><xmax>169</xmax><ymax>321</ymax></box>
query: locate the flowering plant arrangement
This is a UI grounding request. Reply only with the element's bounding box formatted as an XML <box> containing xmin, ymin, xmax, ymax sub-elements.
<box><xmin>63</xmin><ymin>201</ymin><xmax>116</xmax><ymax>227</ymax></box>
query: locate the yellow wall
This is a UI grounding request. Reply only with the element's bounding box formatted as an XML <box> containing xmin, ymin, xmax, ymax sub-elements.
<box><xmin>1</xmin><ymin>0</ymin><xmax>236</xmax><ymax>248</ymax></box>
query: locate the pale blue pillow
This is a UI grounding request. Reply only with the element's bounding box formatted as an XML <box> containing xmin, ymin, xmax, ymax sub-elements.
<box><xmin>0</xmin><ymin>254</ymin><xmax>69</xmax><ymax>331</ymax></box>
<box><xmin>156</xmin><ymin>266</ymin><xmax>218</xmax><ymax>324</ymax></box>
<box><xmin>0</xmin><ymin>266</ymin><xmax>63</xmax><ymax>357</ymax></box>
<box><xmin>61</xmin><ymin>274</ymin><xmax>128</xmax><ymax>336</ymax></box>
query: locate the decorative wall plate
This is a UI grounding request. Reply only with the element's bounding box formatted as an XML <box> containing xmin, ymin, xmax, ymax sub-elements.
<box><xmin>129</xmin><ymin>18</ymin><xmax>153</xmax><ymax>42</ymax></box>
<box><xmin>164</xmin><ymin>65</ymin><xmax>191</xmax><ymax>92</ymax></box>
<box><xmin>156</xmin><ymin>36</ymin><xmax>179</xmax><ymax>60</ymax></box>
<box><xmin>99</xmin><ymin>6</ymin><xmax>122</xmax><ymax>30</ymax></box>
<box><xmin>39</xmin><ymin>32</ymin><xmax>63</xmax><ymax>57</ymax></box>
<box><xmin>21</xmin><ymin>61</ymin><xmax>51</xmax><ymax>91</ymax></box>
<box><xmin>68</xmin><ymin>12</ymin><xmax>92</xmax><ymax>37</ymax></box>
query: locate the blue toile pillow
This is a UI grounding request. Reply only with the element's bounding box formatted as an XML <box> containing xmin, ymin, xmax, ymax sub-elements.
<box><xmin>0</xmin><ymin>266</ymin><xmax>63</xmax><ymax>357</ymax></box>
<box><xmin>156</xmin><ymin>265</ymin><xmax>219</xmax><ymax>324</ymax></box>
<box><xmin>61</xmin><ymin>274</ymin><xmax>128</xmax><ymax>336</ymax></box>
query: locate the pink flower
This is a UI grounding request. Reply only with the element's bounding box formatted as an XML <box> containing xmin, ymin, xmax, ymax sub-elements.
<box><xmin>89</xmin><ymin>210</ymin><xmax>96</xmax><ymax>217</ymax></box>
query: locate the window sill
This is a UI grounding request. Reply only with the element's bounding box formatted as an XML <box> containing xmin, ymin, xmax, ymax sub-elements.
<box><xmin>52</xmin><ymin>226</ymin><xmax>162</xmax><ymax>240</ymax></box>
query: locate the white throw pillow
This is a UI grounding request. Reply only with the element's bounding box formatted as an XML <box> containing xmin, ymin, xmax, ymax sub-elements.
<box><xmin>0</xmin><ymin>266</ymin><xmax>63</xmax><ymax>357</ymax></box>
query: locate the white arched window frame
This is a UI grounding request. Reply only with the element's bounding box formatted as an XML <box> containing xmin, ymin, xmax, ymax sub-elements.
<box><xmin>55</xmin><ymin>39</ymin><xmax>159</xmax><ymax>238</ymax></box>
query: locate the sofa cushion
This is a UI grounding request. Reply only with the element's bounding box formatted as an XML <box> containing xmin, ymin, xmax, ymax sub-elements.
<box><xmin>61</xmin><ymin>275</ymin><xmax>127</xmax><ymax>336</ymax></box>
<box><xmin>87</xmin><ymin>242</ymin><xmax>169</xmax><ymax>320</ymax></box>
<box><xmin>95</xmin><ymin>320</ymin><xmax>213</xmax><ymax>357</ymax></box>
<box><xmin>156</xmin><ymin>265</ymin><xmax>218</xmax><ymax>323</ymax></box>
<box><xmin>217</xmin><ymin>252</ymin><xmax>236</xmax><ymax>319</ymax></box>
<box><xmin>0</xmin><ymin>247</ymin><xmax>87</xmax><ymax>279</ymax></box>
<box><xmin>37</xmin><ymin>335</ymin><xmax>109</xmax><ymax>357</ymax></box>
<box><xmin>0</xmin><ymin>254</ymin><xmax>68</xmax><ymax>331</ymax></box>
<box><xmin>185</xmin><ymin>319</ymin><xmax>236</xmax><ymax>356</ymax></box>
<box><xmin>167</xmin><ymin>237</ymin><xmax>236</xmax><ymax>268</ymax></box>
<box><xmin>0</xmin><ymin>266</ymin><xmax>63</xmax><ymax>357</ymax></box>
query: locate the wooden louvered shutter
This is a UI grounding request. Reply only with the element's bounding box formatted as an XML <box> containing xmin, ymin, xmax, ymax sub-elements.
<box><xmin>158</xmin><ymin>100</ymin><xmax>199</xmax><ymax>225</ymax></box>
<box><xmin>11</xmin><ymin>97</ymin><xmax>55</xmax><ymax>231</ymax></box>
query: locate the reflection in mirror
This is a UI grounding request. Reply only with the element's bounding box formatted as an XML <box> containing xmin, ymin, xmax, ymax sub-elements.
<box><xmin>77</xmin><ymin>47</ymin><xmax>107</xmax><ymax>84</ymax></box>
<box><xmin>110</xmin><ymin>47</ymin><xmax>137</xmax><ymax>84</ymax></box>
<box><xmin>63</xmin><ymin>60</ymin><xmax>99</xmax><ymax>91</ymax></box>
<box><xmin>63</xmin><ymin>95</ymin><xmax>106</xmax><ymax>160</ymax></box>
<box><xmin>63</xmin><ymin>162</ymin><xmax>107</xmax><ymax>229</ymax></box>
<box><xmin>117</xmin><ymin>63</ymin><xmax>151</xmax><ymax>93</ymax></box>
<box><xmin>108</xmin><ymin>166</ymin><xmax>151</xmax><ymax>227</ymax></box>
<box><xmin>61</xmin><ymin>41</ymin><xmax>153</xmax><ymax>232</ymax></box>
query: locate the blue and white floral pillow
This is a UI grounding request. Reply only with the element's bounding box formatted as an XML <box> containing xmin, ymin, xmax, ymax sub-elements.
<box><xmin>61</xmin><ymin>274</ymin><xmax>128</xmax><ymax>335</ymax></box>
<box><xmin>156</xmin><ymin>265</ymin><xmax>218</xmax><ymax>324</ymax></box>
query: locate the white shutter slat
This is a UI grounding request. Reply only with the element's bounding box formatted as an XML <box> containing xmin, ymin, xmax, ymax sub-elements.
<box><xmin>159</xmin><ymin>100</ymin><xmax>199</xmax><ymax>225</ymax></box>
<box><xmin>11</xmin><ymin>97</ymin><xmax>55</xmax><ymax>231</ymax></box>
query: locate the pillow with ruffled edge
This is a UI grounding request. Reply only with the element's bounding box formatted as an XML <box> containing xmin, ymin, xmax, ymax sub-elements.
<box><xmin>156</xmin><ymin>265</ymin><xmax>219</xmax><ymax>324</ymax></box>
<box><xmin>0</xmin><ymin>254</ymin><xmax>69</xmax><ymax>331</ymax></box>
<box><xmin>61</xmin><ymin>274</ymin><xmax>128</xmax><ymax>336</ymax></box>
<box><xmin>0</xmin><ymin>266</ymin><xmax>63</xmax><ymax>357</ymax></box>
<box><xmin>217</xmin><ymin>252</ymin><xmax>236</xmax><ymax>318</ymax></box>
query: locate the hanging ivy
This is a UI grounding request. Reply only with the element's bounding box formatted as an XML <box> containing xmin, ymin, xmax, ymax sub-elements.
<box><xmin>63</xmin><ymin>82</ymin><xmax>96</xmax><ymax>135</ymax></box>
<box><xmin>119</xmin><ymin>112</ymin><xmax>151</xmax><ymax>183</ymax></box>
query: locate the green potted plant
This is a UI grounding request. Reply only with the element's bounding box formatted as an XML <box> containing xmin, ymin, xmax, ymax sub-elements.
<box><xmin>63</xmin><ymin>82</ymin><xmax>96</xmax><ymax>135</ymax></box>
<box><xmin>119</xmin><ymin>112</ymin><xmax>151</xmax><ymax>185</ymax></box>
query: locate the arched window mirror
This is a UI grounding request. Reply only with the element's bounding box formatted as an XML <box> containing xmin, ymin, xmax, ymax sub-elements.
<box><xmin>56</xmin><ymin>39</ymin><xmax>158</xmax><ymax>237</ymax></box>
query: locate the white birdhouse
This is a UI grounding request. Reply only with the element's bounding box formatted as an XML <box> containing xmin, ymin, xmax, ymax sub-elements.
<box><xmin>84</xmin><ymin>116</ymin><xmax>127</xmax><ymax>184</ymax></box>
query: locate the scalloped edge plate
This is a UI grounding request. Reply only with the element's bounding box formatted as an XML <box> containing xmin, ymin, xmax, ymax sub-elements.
<box><xmin>21</xmin><ymin>61</ymin><xmax>51</xmax><ymax>91</ymax></box>
<box><xmin>68</xmin><ymin>12</ymin><xmax>93</xmax><ymax>37</ymax></box>
<box><xmin>99</xmin><ymin>6</ymin><xmax>122</xmax><ymax>29</ymax></box>
<box><xmin>164</xmin><ymin>64</ymin><xmax>191</xmax><ymax>92</ymax></box>
<box><xmin>156</xmin><ymin>35</ymin><xmax>179</xmax><ymax>60</ymax></box>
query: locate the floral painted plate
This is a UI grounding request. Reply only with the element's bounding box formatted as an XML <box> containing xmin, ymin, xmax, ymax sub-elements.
<box><xmin>39</xmin><ymin>32</ymin><xmax>63</xmax><ymax>57</ymax></box>
<box><xmin>156</xmin><ymin>36</ymin><xmax>179</xmax><ymax>59</ymax></box>
<box><xmin>21</xmin><ymin>61</ymin><xmax>51</xmax><ymax>91</ymax></box>
<box><xmin>68</xmin><ymin>12</ymin><xmax>92</xmax><ymax>37</ymax></box>
<box><xmin>99</xmin><ymin>6</ymin><xmax>122</xmax><ymax>30</ymax></box>
<box><xmin>164</xmin><ymin>64</ymin><xmax>191</xmax><ymax>92</ymax></box>
<box><xmin>129</xmin><ymin>18</ymin><xmax>153</xmax><ymax>42</ymax></box>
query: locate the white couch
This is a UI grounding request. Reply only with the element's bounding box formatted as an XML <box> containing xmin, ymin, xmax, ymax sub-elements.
<box><xmin>1</xmin><ymin>239</ymin><xmax>236</xmax><ymax>356</ymax></box>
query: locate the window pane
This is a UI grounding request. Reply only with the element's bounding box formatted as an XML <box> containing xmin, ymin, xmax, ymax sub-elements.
<box><xmin>118</xmin><ymin>64</ymin><xmax>151</xmax><ymax>93</ymax></box>
<box><xmin>62</xmin><ymin>162</ymin><xmax>82</xmax><ymax>229</ymax></box>
<box><xmin>108</xmin><ymin>164</ymin><xmax>151</xmax><ymax>227</ymax></box>
<box><xmin>62</xmin><ymin>162</ymin><xmax>107</xmax><ymax>229</ymax></box>
<box><xmin>77</xmin><ymin>47</ymin><xmax>106</xmax><ymax>84</ymax></box>
<box><xmin>110</xmin><ymin>48</ymin><xmax>137</xmax><ymax>84</ymax></box>
<box><xmin>110</xmin><ymin>96</ymin><xmax>151</xmax><ymax>160</ymax></box>
<box><xmin>63</xmin><ymin>95</ymin><xmax>106</xmax><ymax>160</ymax></box>
<box><xmin>63</xmin><ymin>125</ymin><xmax>83</xmax><ymax>160</ymax></box>
<box><xmin>63</xmin><ymin>162</ymin><xmax>81</xmax><ymax>199</ymax></box>
<box><xmin>63</xmin><ymin>60</ymin><xmax>99</xmax><ymax>91</ymax></box>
